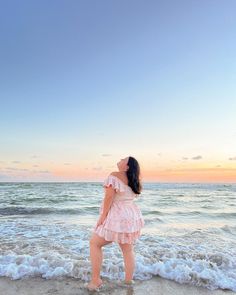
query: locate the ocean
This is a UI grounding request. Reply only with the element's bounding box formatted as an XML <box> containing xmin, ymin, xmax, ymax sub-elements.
<box><xmin>0</xmin><ymin>182</ymin><xmax>235</xmax><ymax>292</ymax></box>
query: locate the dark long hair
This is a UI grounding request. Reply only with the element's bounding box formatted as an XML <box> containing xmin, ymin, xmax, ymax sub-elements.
<box><xmin>126</xmin><ymin>156</ymin><xmax>142</xmax><ymax>195</ymax></box>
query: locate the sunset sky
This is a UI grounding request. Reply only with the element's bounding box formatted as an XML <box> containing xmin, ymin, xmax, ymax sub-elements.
<box><xmin>1</xmin><ymin>1</ymin><xmax>236</xmax><ymax>183</ymax></box>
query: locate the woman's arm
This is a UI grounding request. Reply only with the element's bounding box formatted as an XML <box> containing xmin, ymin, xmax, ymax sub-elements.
<box><xmin>96</xmin><ymin>186</ymin><xmax>116</xmax><ymax>228</ymax></box>
<box><xmin>101</xmin><ymin>186</ymin><xmax>116</xmax><ymax>218</ymax></box>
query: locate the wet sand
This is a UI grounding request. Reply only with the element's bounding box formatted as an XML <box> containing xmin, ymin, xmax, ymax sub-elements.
<box><xmin>0</xmin><ymin>275</ymin><xmax>235</xmax><ymax>295</ymax></box>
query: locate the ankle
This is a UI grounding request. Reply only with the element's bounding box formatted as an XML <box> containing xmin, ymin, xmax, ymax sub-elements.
<box><xmin>91</xmin><ymin>277</ymin><xmax>102</xmax><ymax>283</ymax></box>
<box><xmin>124</xmin><ymin>279</ymin><xmax>134</xmax><ymax>284</ymax></box>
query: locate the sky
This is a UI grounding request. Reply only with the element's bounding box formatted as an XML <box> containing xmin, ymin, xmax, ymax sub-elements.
<box><xmin>0</xmin><ymin>0</ymin><xmax>236</xmax><ymax>183</ymax></box>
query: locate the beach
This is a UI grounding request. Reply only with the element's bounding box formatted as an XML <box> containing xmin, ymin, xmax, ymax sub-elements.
<box><xmin>0</xmin><ymin>182</ymin><xmax>236</xmax><ymax>293</ymax></box>
<box><xmin>1</xmin><ymin>276</ymin><xmax>235</xmax><ymax>295</ymax></box>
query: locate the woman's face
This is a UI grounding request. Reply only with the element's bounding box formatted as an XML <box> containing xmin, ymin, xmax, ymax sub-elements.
<box><xmin>117</xmin><ymin>157</ymin><xmax>129</xmax><ymax>172</ymax></box>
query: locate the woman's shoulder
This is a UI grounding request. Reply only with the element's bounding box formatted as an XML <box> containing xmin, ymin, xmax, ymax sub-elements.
<box><xmin>104</xmin><ymin>172</ymin><xmax>138</xmax><ymax>196</ymax></box>
<box><xmin>110</xmin><ymin>171</ymin><xmax>120</xmax><ymax>177</ymax></box>
<box><xmin>103</xmin><ymin>172</ymin><xmax>126</xmax><ymax>193</ymax></box>
<box><xmin>109</xmin><ymin>171</ymin><xmax>128</xmax><ymax>185</ymax></box>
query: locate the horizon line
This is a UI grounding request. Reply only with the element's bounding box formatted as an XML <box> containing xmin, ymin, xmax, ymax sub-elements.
<box><xmin>0</xmin><ymin>181</ymin><xmax>235</xmax><ymax>184</ymax></box>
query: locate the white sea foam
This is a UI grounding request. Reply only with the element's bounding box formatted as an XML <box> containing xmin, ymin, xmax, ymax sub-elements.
<box><xmin>0</xmin><ymin>220</ymin><xmax>236</xmax><ymax>291</ymax></box>
<box><xmin>0</xmin><ymin>182</ymin><xmax>235</xmax><ymax>291</ymax></box>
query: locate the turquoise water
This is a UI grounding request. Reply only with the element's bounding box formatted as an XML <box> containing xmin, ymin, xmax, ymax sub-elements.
<box><xmin>0</xmin><ymin>182</ymin><xmax>235</xmax><ymax>291</ymax></box>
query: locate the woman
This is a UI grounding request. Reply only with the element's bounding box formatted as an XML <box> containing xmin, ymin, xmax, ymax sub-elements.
<box><xmin>85</xmin><ymin>156</ymin><xmax>145</xmax><ymax>291</ymax></box>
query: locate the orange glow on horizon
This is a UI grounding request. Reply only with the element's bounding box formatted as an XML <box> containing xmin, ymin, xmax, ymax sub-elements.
<box><xmin>143</xmin><ymin>167</ymin><xmax>236</xmax><ymax>183</ymax></box>
<box><xmin>51</xmin><ymin>166</ymin><xmax>236</xmax><ymax>183</ymax></box>
<box><xmin>1</xmin><ymin>163</ymin><xmax>235</xmax><ymax>183</ymax></box>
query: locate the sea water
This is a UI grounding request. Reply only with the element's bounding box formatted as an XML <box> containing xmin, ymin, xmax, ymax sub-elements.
<box><xmin>0</xmin><ymin>182</ymin><xmax>235</xmax><ymax>291</ymax></box>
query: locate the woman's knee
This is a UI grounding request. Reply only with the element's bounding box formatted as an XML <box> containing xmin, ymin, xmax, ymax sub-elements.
<box><xmin>119</xmin><ymin>243</ymin><xmax>134</xmax><ymax>253</ymax></box>
<box><xmin>89</xmin><ymin>232</ymin><xmax>98</xmax><ymax>245</ymax></box>
<box><xmin>90</xmin><ymin>232</ymin><xmax>112</xmax><ymax>247</ymax></box>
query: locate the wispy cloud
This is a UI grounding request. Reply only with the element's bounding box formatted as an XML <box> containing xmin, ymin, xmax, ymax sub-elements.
<box><xmin>5</xmin><ymin>167</ymin><xmax>29</xmax><ymax>171</ymax></box>
<box><xmin>182</xmin><ymin>155</ymin><xmax>203</xmax><ymax>160</ymax></box>
<box><xmin>92</xmin><ymin>166</ymin><xmax>103</xmax><ymax>171</ymax></box>
<box><xmin>11</xmin><ymin>161</ymin><xmax>21</xmax><ymax>164</ymax></box>
<box><xmin>102</xmin><ymin>154</ymin><xmax>112</xmax><ymax>157</ymax></box>
<box><xmin>229</xmin><ymin>156</ymin><xmax>236</xmax><ymax>160</ymax></box>
<box><xmin>63</xmin><ymin>163</ymin><xmax>71</xmax><ymax>165</ymax></box>
<box><xmin>2</xmin><ymin>167</ymin><xmax>51</xmax><ymax>174</ymax></box>
<box><xmin>30</xmin><ymin>155</ymin><xmax>40</xmax><ymax>159</ymax></box>
<box><xmin>192</xmin><ymin>155</ymin><xmax>202</xmax><ymax>160</ymax></box>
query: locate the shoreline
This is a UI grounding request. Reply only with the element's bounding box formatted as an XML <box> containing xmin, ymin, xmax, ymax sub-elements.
<box><xmin>0</xmin><ymin>276</ymin><xmax>235</xmax><ymax>295</ymax></box>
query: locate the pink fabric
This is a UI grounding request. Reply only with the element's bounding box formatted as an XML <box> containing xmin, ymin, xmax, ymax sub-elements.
<box><xmin>93</xmin><ymin>175</ymin><xmax>145</xmax><ymax>244</ymax></box>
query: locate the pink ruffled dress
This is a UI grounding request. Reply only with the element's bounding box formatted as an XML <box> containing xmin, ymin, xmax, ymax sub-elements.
<box><xmin>93</xmin><ymin>175</ymin><xmax>145</xmax><ymax>244</ymax></box>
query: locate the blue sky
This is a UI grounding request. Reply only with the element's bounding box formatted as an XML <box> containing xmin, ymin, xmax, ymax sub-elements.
<box><xmin>0</xmin><ymin>0</ymin><xmax>236</xmax><ymax>182</ymax></box>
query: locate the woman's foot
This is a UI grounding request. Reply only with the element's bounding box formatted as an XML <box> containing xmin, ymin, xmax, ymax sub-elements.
<box><xmin>124</xmin><ymin>279</ymin><xmax>135</xmax><ymax>285</ymax></box>
<box><xmin>84</xmin><ymin>278</ymin><xmax>103</xmax><ymax>291</ymax></box>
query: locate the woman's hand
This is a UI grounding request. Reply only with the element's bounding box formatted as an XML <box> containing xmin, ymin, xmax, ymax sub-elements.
<box><xmin>95</xmin><ymin>214</ymin><xmax>107</xmax><ymax>228</ymax></box>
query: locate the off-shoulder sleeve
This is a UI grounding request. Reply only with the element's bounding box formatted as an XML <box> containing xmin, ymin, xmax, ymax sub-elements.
<box><xmin>103</xmin><ymin>175</ymin><xmax>126</xmax><ymax>193</ymax></box>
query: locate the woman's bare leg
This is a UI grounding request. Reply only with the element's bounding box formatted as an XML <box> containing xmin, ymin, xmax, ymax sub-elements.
<box><xmin>89</xmin><ymin>232</ymin><xmax>112</xmax><ymax>286</ymax></box>
<box><xmin>119</xmin><ymin>242</ymin><xmax>135</xmax><ymax>282</ymax></box>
